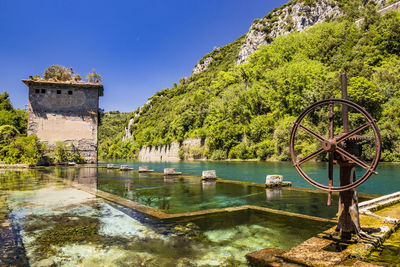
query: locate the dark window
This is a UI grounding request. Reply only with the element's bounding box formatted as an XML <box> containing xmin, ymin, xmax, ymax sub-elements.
<box><xmin>57</xmin><ymin>90</ymin><xmax>61</xmax><ymax>94</ymax></box>
<box><xmin>41</xmin><ymin>89</ymin><xmax>46</xmax><ymax>94</ymax></box>
<box><xmin>68</xmin><ymin>90</ymin><xmax>73</xmax><ymax>95</ymax></box>
<box><xmin>35</xmin><ymin>89</ymin><xmax>40</xmax><ymax>94</ymax></box>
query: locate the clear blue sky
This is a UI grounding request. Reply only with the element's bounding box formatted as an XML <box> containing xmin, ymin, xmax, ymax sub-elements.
<box><xmin>0</xmin><ymin>0</ymin><xmax>287</xmax><ymax>112</ymax></box>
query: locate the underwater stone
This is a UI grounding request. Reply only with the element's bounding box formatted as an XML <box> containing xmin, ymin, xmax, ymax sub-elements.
<box><xmin>36</xmin><ymin>258</ymin><xmax>56</xmax><ymax>267</ymax></box>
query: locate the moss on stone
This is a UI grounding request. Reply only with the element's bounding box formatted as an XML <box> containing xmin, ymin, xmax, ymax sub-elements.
<box><xmin>375</xmin><ymin>201</ymin><xmax>400</xmax><ymax>219</ymax></box>
<box><xmin>27</xmin><ymin>214</ymin><xmax>101</xmax><ymax>259</ymax></box>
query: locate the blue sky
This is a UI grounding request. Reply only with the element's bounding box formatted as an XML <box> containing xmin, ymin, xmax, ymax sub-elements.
<box><xmin>0</xmin><ymin>0</ymin><xmax>286</xmax><ymax>112</ymax></box>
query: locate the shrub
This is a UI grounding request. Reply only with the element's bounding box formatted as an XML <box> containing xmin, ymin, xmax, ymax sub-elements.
<box><xmin>44</xmin><ymin>65</ymin><xmax>72</xmax><ymax>81</ymax></box>
<box><xmin>210</xmin><ymin>149</ymin><xmax>226</xmax><ymax>160</ymax></box>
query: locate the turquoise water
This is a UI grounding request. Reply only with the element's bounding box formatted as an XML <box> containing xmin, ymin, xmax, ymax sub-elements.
<box><xmin>100</xmin><ymin>160</ymin><xmax>400</xmax><ymax>195</ymax></box>
<box><xmin>94</xmin><ymin>168</ymin><xmax>368</xmax><ymax>219</ymax></box>
<box><xmin>0</xmin><ymin>168</ymin><xmax>334</xmax><ymax>266</ymax></box>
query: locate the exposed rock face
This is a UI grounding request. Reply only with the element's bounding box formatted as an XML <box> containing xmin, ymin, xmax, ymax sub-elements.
<box><xmin>138</xmin><ymin>138</ymin><xmax>206</xmax><ymax>161</ymax></box>
<box><xmin>192</xmin><ymin>56</ymin><xmax>214</xmax><ymax>75</ymax></box>
<box><xmin>123</xmin><ymin>118</ymin><xmax>134</xmax><ymax>141</ymax></box>
<box><xmin>235</xmin><ymin>0</ymin><xmax>343</xmax><ymax>65</ymax></box>
<box><xmin>191</xmin><ymin>47</ymin><xmax>220</xmax><ymax>75</ymax></box>
<box><xmin>139</xmin><ymin>142</ymin><xmax>180</xmax><ymax>161</ymax></box>
<box><xmin>123</xmin><ymin>97</ymin><xmax>159</xmax><ymax>140</ymax></box>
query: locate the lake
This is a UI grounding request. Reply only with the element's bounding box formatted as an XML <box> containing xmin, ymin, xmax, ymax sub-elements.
<box><xmin>100</xmin><ymin>160</ymin><xmax>400</xmax><ymax>195</ymax></box>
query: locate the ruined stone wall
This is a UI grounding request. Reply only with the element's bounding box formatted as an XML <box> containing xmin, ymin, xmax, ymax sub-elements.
<box><xmin>27</xmin><ymin>84</ymin><xmax>99</xmax><ymax>163</ymax></box>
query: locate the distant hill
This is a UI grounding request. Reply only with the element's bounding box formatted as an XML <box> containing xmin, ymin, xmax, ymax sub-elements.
<box><xmin>102</xmin><ymin>0</ymin><xmax>400</xmax><ymax>161</ymax></box>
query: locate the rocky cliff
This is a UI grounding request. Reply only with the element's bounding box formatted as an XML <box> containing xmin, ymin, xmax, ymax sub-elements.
<box><xmin>192</xmin><ymin>0</ymin><xmax>390</xmax><ymax>71</ymax></box>
<box><xmin>138</xmin><ymin>138</ymin><xmax>206</xmax><ymax>161</ymax></box>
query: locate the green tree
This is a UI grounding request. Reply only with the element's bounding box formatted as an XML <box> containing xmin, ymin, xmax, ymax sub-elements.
<box><xmin>86</xmin><ymin>69</ymin><xmax>103</xmax><ymax>83</ymax></box>
<box><xmin>43</xmin><ymin>65</ymin><xmax>73</xmax><ymax>81</ymax></box>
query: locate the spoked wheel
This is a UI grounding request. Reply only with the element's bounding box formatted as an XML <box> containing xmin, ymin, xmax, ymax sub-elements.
<box><xmin>290</xmin><ymin>99</ymin><xmax>381</xmax><ymax>192</ymax></box>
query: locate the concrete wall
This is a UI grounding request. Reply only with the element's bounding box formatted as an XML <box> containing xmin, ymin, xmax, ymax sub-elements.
<box><xmin>138</xmin><ymin>138</ymin><xmax>206</xmax><ymax>161</ymax></box>
<box><xmin>27</xmin><ymin>84</ymin><xmax>99</xmax><ymax>163</ymax></box>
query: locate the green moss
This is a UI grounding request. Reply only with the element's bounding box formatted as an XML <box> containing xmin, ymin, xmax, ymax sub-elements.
<box><xmin>368</xmin><ymin>228</ymin><xmax>400</xmax><ymax>264</ymax></box>
<box><xmin>27</xmin><ymin>214</ymin><xmax>101</xmax><ymax>259</ymax></box>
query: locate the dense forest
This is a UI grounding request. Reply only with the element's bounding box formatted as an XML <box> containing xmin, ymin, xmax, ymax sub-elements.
<box><xmin>100</xmin><ymin>1</ymin><xmax>400</xmax><ymax>161</ymax></box>
<box><xmin>0</xmin><ymin>92</ymin><xmax>46</xmax><ymax>164</ymax></box>
<box><xmin>98</xmin><ymin>111</ymin><xmax>135</xmax><ymax>159</ymax></box>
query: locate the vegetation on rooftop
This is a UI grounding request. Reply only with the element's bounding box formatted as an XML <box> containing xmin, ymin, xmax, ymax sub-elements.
<box><xmin>31</xmin><ymin>65</ymin><xmax>101</xmax><ymax>83</ymax></box>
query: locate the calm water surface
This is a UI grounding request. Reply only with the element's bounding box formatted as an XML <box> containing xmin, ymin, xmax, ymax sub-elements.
<box><xmin>0</xmin><ymin>168</ymin><xmax>334</xmax><ymax>266</ymax></box>
<box><xmin>95</xmin><ymin>169</ymin><xmax>367</xmax><ymax>219</ymax></box>
<box><xmin>100</xmin><ymin>160</ymin><xmax>400</xmax><ymax>195</ymax></box>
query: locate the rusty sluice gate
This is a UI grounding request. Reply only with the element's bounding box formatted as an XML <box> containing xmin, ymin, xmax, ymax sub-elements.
<box><xmin>290</xmin><ymin>73</ymin><xmax>382</xmax><ymax>240</ymax></box>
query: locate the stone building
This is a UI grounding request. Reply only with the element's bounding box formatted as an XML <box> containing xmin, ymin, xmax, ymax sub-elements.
<box><xmin>22</xmin><ymin>79</ymin><xmax>104</xmax><ymax>163</ymax></box>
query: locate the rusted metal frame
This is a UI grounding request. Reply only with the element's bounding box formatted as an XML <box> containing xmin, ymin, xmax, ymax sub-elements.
<box><xmin>328</xmin><ymin>103</ymin><xmax>334</xmax><ymax>206</ymax></box>
<box><xmin>335</xmin><ymin>146</ymin><xmax>378</xmax><ymax>175</ymax></box>
<box><xmin>298</xmin><ymin>124</ymin><xmax>326</xmax><ymax>142</ymax></box>
<box><xmin>341</xmin><ymin>73</ymin><xmax>349</xmax><ymax>133</ymax></box>
<box><xmin>295</xmin><ymin>148</ymin><xmax>324</xmax><ymax>166</ymax></box>
<box><xmin>336</xmin><ymin>122</ymin><xmax>371</xmax><ymax>143</ymax></box>
<box><xmin>290</xmin><ymin>98</ymin><xmax>381</xmax><ymax>192</ymax></box>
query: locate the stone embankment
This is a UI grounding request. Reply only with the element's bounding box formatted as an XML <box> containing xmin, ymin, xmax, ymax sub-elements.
<box><xmin>138</xmin><ymin>138</ymin><xmax>206</xmax><ymax>161</ymax></box>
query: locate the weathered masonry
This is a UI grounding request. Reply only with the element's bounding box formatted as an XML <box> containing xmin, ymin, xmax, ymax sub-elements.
<box><xmin>22</xmin><ymin>79</ymin><xmax>104</xmax><ymax>163</ymax></box>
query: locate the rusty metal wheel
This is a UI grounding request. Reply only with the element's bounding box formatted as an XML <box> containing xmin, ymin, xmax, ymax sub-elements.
<box><xmin>290</xmin><ymin>99</ymin><xmax>381</xmax><ymax>192</ymax></box>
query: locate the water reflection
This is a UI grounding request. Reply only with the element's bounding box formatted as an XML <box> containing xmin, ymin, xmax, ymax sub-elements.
<box><xmin>49</xmin><ymin>166</ymin><xmax>370</xmax><ymax>219</ymax></box>
<box><xmin>0</xmin><ymin>167</ymin><xmax>339</xmax><ymax>266</ymax></box>
<box><xmin>265</xmin><ymin>188</ymin><xmax>283</xmax><ymax>200</ymax></box>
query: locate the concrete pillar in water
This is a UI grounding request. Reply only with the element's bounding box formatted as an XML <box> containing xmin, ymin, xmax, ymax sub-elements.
<box><xmin>202</xmin><ymin>170</ymin><xmax>217</xmax><ymax>181</ymax></box>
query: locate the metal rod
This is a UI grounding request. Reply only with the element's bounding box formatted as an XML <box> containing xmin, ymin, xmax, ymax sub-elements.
<box><xmin>296</xmin><ymin>148</ymin><xmax>324</xmax><ymax>166</ymax></box>
<box><xmin>299</xmin><ymin>124</ymin><xmax>326</xmax><ymax>142</ymax></box>
<box><xmin>341</xmin><ymin>72</ymin><xmax>349</xmax><ymax>133</ymax></box>
<box><xmin>328</xmin><ymin>104</ymin><xmax>334</xmax><ymax>206</ymax></box>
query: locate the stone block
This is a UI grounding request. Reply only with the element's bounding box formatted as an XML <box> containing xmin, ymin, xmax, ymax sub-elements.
<box><xmin>246</xmin><ymin>248</ymin><xmax>294</xmax><ymax>267</ymax></box>
<box><xmin>164</xmin><ymin>168</ymin><xmax>176</xmax><ymax>174</ymax></box>
<box><xmin>266</xmin><ymin>175</ymin><xmax>283</xmax><ymax>185</ymax></box>
<box><xmin>164</xmin><ymin>168</ymin><xmax>181</xmax><ymax>175</ymax></box>
<box><xmin>202</xmin><ymin>170</ymin><xmax>217</xmax><ymax>179</ymax></box>
<box><xmin>139</xmin><ymin>166</ymin><xmax>149</xmax><ymax>171</ymax></box>
<box><xmin>120</xmin><ymin>165</ymin><xmax>132</xmax><ymax>171</ymax></box>
<box><xmin>107</xmin><ymin>164</ymin><xmax>116</xmax><ymax>169</ymax></box>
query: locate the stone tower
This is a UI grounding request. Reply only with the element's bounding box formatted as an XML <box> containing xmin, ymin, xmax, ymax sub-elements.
<box><xmin>22</xmin><ymin>79</ymin><xmax>104</xmax><ymax>163</ymax></box>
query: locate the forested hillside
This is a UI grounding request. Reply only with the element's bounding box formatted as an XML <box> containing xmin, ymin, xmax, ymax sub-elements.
<box><xmin>101</xmin><ymin>0</ymin><xmax>400</xmax><ymax>161</ymax></box>
<box><xmin>98</xmin><ymin>111</ymin><xmax>134</xmax><ymax>159</ymax></box>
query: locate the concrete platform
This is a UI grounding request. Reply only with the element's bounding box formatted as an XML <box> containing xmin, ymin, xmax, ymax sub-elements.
<box><xmin>246</xmin><ymin>192</ymin><xmax>400</xmax><ymax>266</ymax></box>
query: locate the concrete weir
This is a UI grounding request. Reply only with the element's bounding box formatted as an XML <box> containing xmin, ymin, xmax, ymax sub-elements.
<box><xmin>56</xmin><ymin>171</ymin><xmax>335</xmax><ymax>223</ymax></box>
<box><xmin>246</xmin><ymin>192</ymin><xmax>400</xmax><ymax>267</ymax></box>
